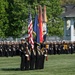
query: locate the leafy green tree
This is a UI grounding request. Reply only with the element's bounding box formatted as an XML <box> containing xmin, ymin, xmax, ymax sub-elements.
<box><xmin>0</xmin><ymin>0</ymin><xmax>64</xmax><ymax>38</ymax></box>
<box><xmin>0</xmin><ymin>0</ymin><xmax>8</xmax><ymax>38</ymax></box>
<box><xmin>46</xmin><ymin>0</ymin><xmax>64</xmax><ymax>36</ymax></box>
<box><xmin>61</xmin><ymin>0</ymin><xmax>75</xmax><ymax>5</ymax></box>
<box><xmin>6</xmin><ymin>0</ymin><xmax>29</xmax><ymax>38</ymax></box>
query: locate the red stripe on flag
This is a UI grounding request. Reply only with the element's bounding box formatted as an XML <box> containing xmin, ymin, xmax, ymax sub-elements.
<box><xmin>38</xmin><ymin>5</ymin><xmax>43</xmax><ymax>43</ymax></box>
<box><xmin>28</xmin><ymin>15</ymin><xmax>34</xmax><ymax>49</ymax></box>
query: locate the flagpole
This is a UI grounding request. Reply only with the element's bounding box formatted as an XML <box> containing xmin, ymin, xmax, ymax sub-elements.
<box><xmin>38</xmin><ymin>5</ymin><xmax>43</xmax><ymax>43</ymax></box>
<box><xmin>28</xmin><ymin>5</ymin><xmax>34</xmax><ymax>50</ymax></box>
<box><xmin>35</xmin><ymin>6</ymin><xmax>37</xmax><ymax>14</ymax></box>
<box><xmin>43</xmin><ymin>5</ymin><xmax>47</xmax><ymax>42</ymax></box>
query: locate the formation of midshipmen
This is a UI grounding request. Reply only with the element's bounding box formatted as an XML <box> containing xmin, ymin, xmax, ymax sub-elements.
<box><xmin>47</xmin><ymin>41</ymin><xmax>75</xmax><ymax>55</ymax></box>
<box><xmin>0</xmin><ymin>39</ymin><xmax>48</xmax><ymax>70</ymax></box>
<box><xmin>0</xmin><ymin>40</ymin><xmax>75</xmax><ymax>70</ymax></box>
<box><xmin>0</xmin><ymin>41</ymin><xmax>19</xmax><ymax>57</ymax></box>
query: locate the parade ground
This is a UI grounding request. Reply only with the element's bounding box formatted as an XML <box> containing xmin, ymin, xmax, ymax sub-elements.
<box><xmin>0</xmin><ymin>54</ymin><xmax>75</xmax><ymax>75</ymax></box>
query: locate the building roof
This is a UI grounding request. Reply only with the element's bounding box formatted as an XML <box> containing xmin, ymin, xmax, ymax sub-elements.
<box><xmin>61</xmin><ymin>5</ymin><xmax>75</xmax><ymax>17</ymax></box>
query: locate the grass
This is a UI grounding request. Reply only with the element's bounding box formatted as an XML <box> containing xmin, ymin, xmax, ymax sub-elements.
<box><xmin>0</xmin><ymin>54</ymin><xmax>75</xmax><ymax>75</ymax></box>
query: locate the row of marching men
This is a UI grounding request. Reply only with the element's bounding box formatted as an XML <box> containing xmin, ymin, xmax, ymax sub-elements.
<box><xmin>20</xmin><ymin>38</ymin><xmax>48</xmax><ymax>71</ymax></box>
<box><xmin>0</xmin><ymin>41</ymin><xmax>20</xmax><ymax>57</ymax></box>
<box><xmin>46</xmin><ymin>41</ymin><xmax>75</xmax><ymax>55</ymax></box>
<box><xmin>0</xmin><ymin>40</ymin><xmax>75</xmax><ymax>57</ymax></box>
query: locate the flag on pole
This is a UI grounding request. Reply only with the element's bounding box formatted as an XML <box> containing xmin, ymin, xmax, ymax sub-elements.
<box><xmin>38</xmin><ymin>5</ymin><xmax>43</xmax><ymax>43</ymax></box>
<box><xmin>43</xmin><ymin>5</ymin><xmax>47</xmax><ymax>22</ymax></box>
<box><xmin>43</xmin><ymin>5</ymin><xmax>47</xmax><ymax>42</ymax></box>
<box><xmin>33</xmin><ymin>14</ymin><xmax>40</xmax><ymax>44</ymax></box>
<box><xmin>28</xmin><ymin>11</ymin><xmax>34</xmax><ymax>50</ymax></box>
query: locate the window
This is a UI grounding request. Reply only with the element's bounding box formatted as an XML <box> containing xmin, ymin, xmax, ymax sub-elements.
<box><xmin>66</xmin><ymin>19</ymin><xmax>71</xmax><ymax>36</ymax></box>
<box><xmin>74</xmin><ymin>22</ymin><xmax>75</xmax><ymax>35</ymax></box>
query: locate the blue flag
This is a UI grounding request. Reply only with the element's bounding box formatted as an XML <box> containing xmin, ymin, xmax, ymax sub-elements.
<box><xmin>33</xmin><ymin>14</ymin><xmax>40</xmax><ymax>43</ymax></box>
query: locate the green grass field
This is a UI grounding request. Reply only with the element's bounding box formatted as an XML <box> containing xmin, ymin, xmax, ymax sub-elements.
<box><xmin>0</xmin><ymin>54</ymin><xmax>75</xmax><ymax>75</ymax></box>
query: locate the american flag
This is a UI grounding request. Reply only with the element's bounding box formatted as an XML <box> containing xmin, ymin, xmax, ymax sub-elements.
<box><xmin>28</xmin><ymin>12</ymin><xmax>34</xmax><ymax>50</ymax></box>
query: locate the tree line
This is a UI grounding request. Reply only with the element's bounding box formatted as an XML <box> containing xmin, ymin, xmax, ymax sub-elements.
<box><xmin>0</xmin><ymin>0</ymin><xmax>75</xmax><ymax>38</ymax></box>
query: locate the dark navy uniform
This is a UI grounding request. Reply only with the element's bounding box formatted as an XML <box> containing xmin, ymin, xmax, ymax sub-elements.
<box><xmin>50</xmin><ymin>42</ymin><xmax>54</xmax><ymax>55</ymax></box>
<box><xmin>40</xmin><ymin>46</ymin><xmax>45</xmax><ymax>69</ymax></box>
<box><xmin>49</xmin><ymin>42</ymin><xmax>52</xmax><ymax>55</ymax></box>
<box><xmin>53</xmin><ymin>42</ymin><xmax>57</xmax><ymax>55</ymax></box>
<box><xmin>30</xmin><ymin>49</ymin><xmax>36</xmax><ymax>70</ymax></box>
<box><xmin>20</xmin><ymin>40</ymin><xmax>26</xmax><ymax>71</ymax></box>
<box><xmin>0</xmin><ymin>42</ymin><xmax>3</xmax><ymax>56</ymax></box>
<box><xmin>40</xmin><ymin>43</ymin><xmax>48</xmax><ymax>69</ymax></box>
<box><xmin>3</xmin><ymin>42</ymin><xmax>9</xmax><ymax>57</ymax></box>
<box><xmin>24</xmin><ymin>42</ymin><xmax>30</xmax><ymax>70</ymax></box>
<box><xmin>16</xmin><ymin>42</ymin><xmax>20</xmax><ymax>55</ymax></box>
<box><xmin>57</xmin><ymin>42</ymin><xmax>61</xmax><ymax>55</ymax></box>
<box><xmin>8</xmin><ymin>42</ymin><xmax>12</xmax><ymax>56</ymax></box>
<box><xmin>35</xmin><ymin>45</ymin><xmax>41</xmax><ymax>69</ymax></box>
<box><xmin>69</xmin><ymin>42</ymin><xmax>74</xmax><ymax>54</ymax></box>
<box><xmin>63</xmin><ymin>42</ymin><xmax>68</xmax><ymax>54</ymax></box>
<box><xmin>12</xmin><ymin>42</ymin><xmax>16</xmax><ymax>56</ymax></box>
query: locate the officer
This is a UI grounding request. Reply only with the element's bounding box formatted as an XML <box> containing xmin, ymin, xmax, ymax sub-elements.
<box><xmin>45</xmin><ymin>42</ymin><xmax>48</xmax><ymax>61</ymax></box>
<box><xmin>45</xmin><ymin>42</ymin><xmax>49</xmax><ymax>54</ymax></box>
<box><xmin>20</xmin><ymin>39</ymin><xmax>26</xmax><ymax>71</ymax></box>
<box><xmin>35</xmin><ymin>44</ymin><xmax>41</xmax><ymax>69</ymax></box>
<box><xmin>10</xmin><ymin>42</ymin><xmax>13</xmax><ymax>57</ymax></box>
<box><xmin>16</xmin><ymin>42</ymin><xmax>20</xmax><ymax>55</ymax></box>
<box><xmin>54</xmin><ymin>42</ymin><xmax>58</xmax><ymax>54</ymax></box>
<box><xmin>3</xmin><ymin>41</ymin><xmax>9</xmax><ymax>57</ymax></box>
<box><xmin>74</xmin><ymin>42</ymin><xmax>75</xmax><ymax>53</ymax></box>
<box><xmin>68</xmin><ymin>41</ymin><xmax>71</xmax><ymax>54</ymax></box>
<box><xmin>12</xmin><ymin>42</ymin><xmax>16</xmax><ymax>56</ymax></box>
<box><xmin>50</xmin><ymin>42</ymin><xmax>54</xmax><ymax>55</ymax></box>
<box><xmin>53</xmin><ymin>42</ymin><xmax>57</xmax><ymax>55</ymax></box>
<box><xmin>24</xmin><ymin>37</ymin><xmax>30</xmax><ymax>70</ymax></box>
<box><xmin>48</xmin><ymin>42</ymin><xmax>50</xmax><ymax>54</ymax></box>
<box><xmin>34</xmin><ymin>42</ymin><xmax>38</xmax><ymax>69</ymax></box>
<box><xmin>30</xmin><ymin>48</ymin><xmax>36</xmax><ymax>70</ymax></box>
<box><xmin>57</xmin><ymin>42</ymin><xmax>61</xmax><ymax>55</ymax></box>
<box><xmin>60</xmin><ymin>41</ymin><xmax>64</xmax><ymax>54</ymax></box>
<box><xmin>63</xmin><ymin>41</ymin><xmax>68</xmax><ymax>54</ymax></box>
<box><xmin>40</xmin><ymin>43</ymin><xmax>48</xmax><ymax>69</ymax></box>
<box><xmin>19</xmin><ymin>41</ymin><xmax>22</xmax><ymax>56</ymax></box>
<box><xmin>39</xmin><ymin>43</ymin><xmax>44</xmax><ymax>69</ymax></box>
<box><xmin>0</xmin><ymin>42</ymin><xmax>3</xmax><ymax>56</ymax></box>
<box><xmin>69</xmin><ymin>41</ymin><xmax>74</xmax><ymax>54</ymax></box>
<box><xmin>8</xmin><ymin>41</ymin><xmax>12</xmax><ymax>56</ymax></box>
<box><xmin>29</xmin><ymin>40</ymin><xmax>36</xmax><ymax>70</ymax></box>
